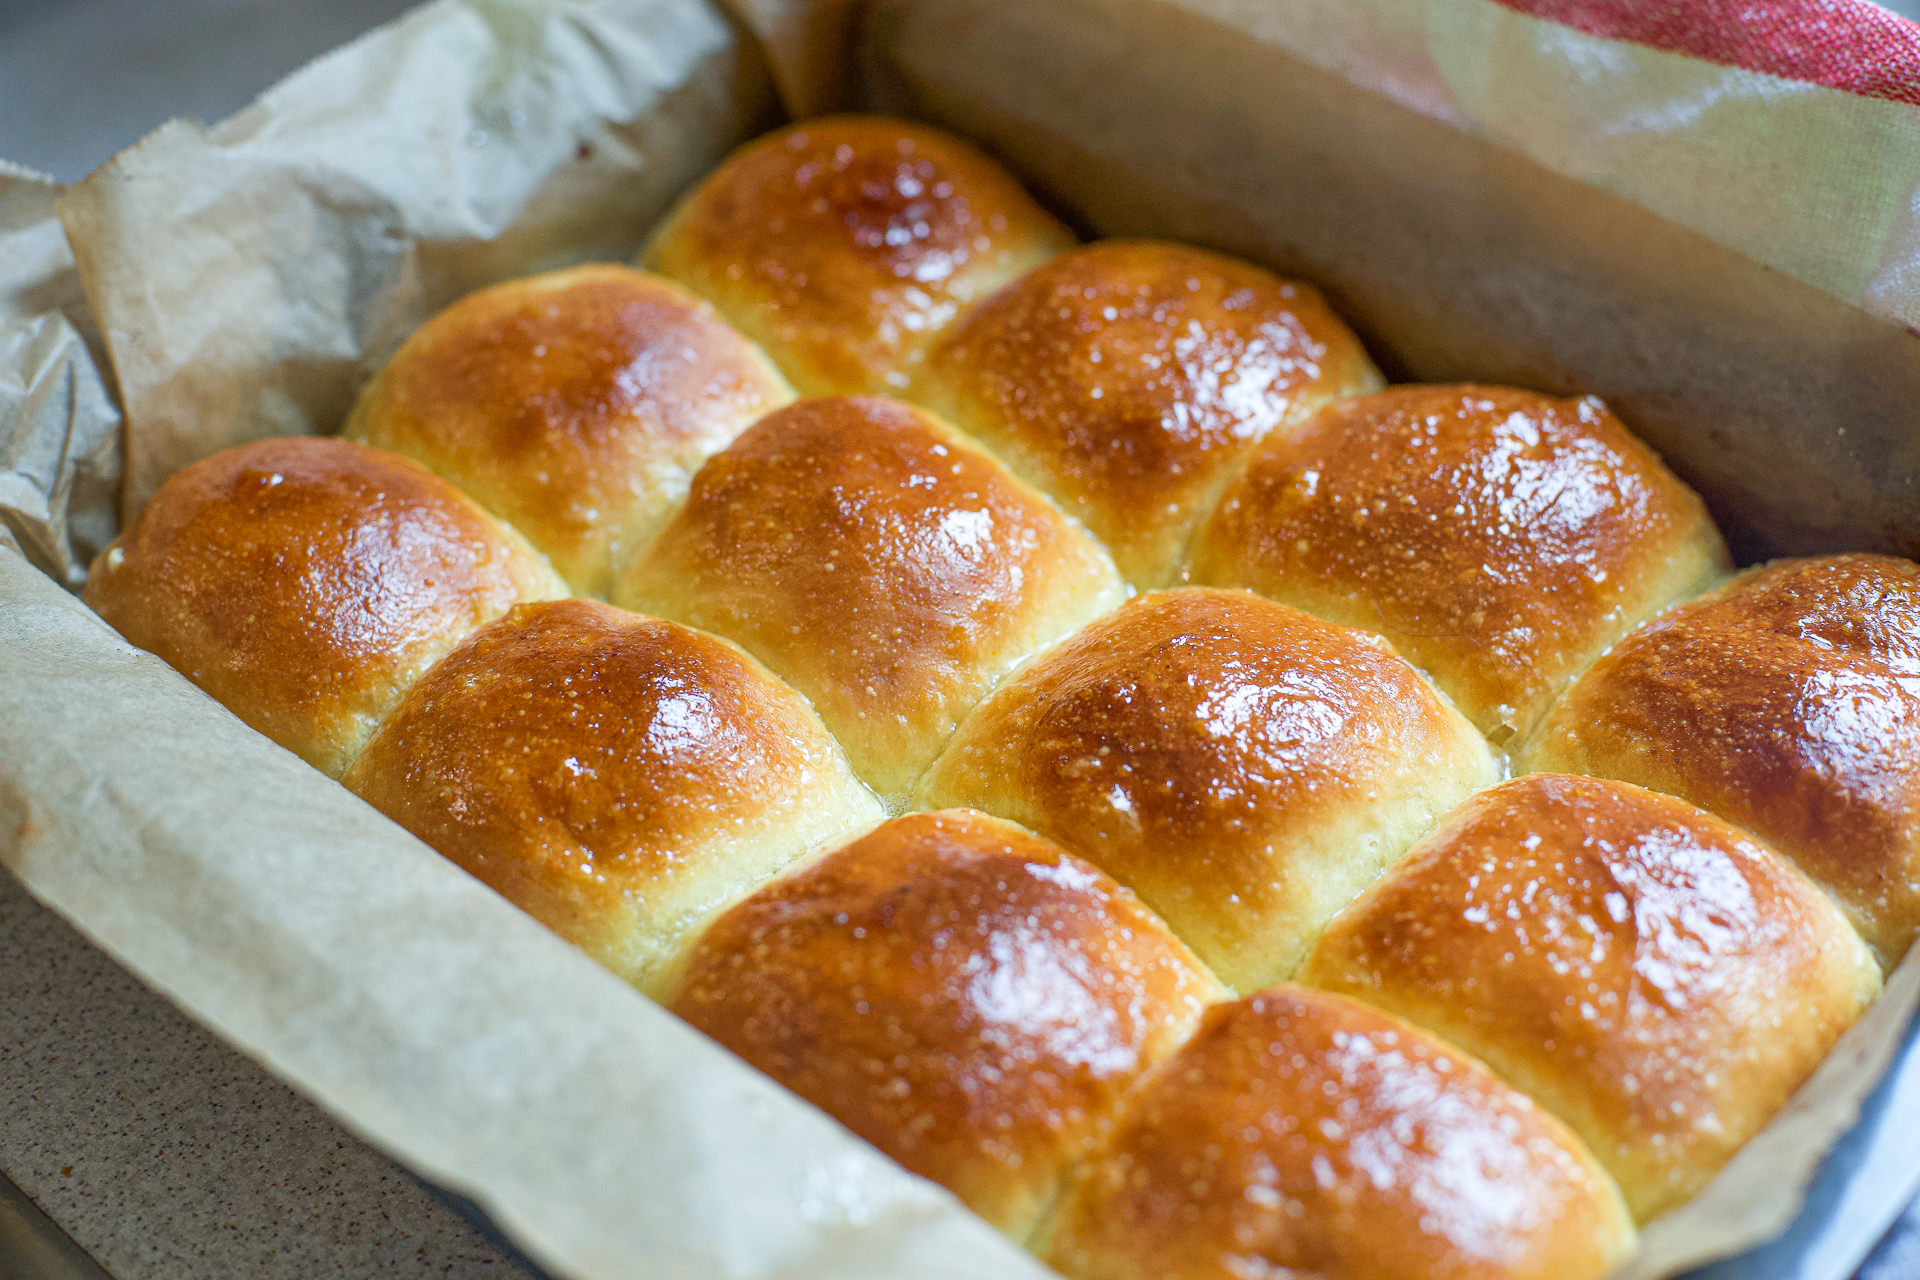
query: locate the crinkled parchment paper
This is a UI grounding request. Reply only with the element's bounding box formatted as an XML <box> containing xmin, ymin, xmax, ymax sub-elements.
<box><xmin>62</xmin><ymin>0</ymin><xmax>785</xmax><ymax>523</ymax></box>
<box><xmin>2</xmin><ymin>0</ymin><xmax>1917</xmax><ymax>1278</ymax></box>
<box><xmin>0</xmin><ymin>163</ymin><xmax>118</xmax><ymax>588</ymax></box>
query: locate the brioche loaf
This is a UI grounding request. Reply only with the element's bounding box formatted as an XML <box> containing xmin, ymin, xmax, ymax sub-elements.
<box><xmin>86</xmin><ymin>113</ymin><xmax>1908</xmax><ymax>1280</ymax></box>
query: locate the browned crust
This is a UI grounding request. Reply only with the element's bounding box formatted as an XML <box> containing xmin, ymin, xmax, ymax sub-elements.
<box><xmin>341</xmin><ymin>598</ymin><xmax>880</xmax><ymax>993</ymax></box>
<box><xmin>345</xmin><ymin>264</ymin><xmax>793</xmax><ymax>596</ymax></box>
<box><xmin>644</xmin><ymin>115</ymin><xmax>1075</xmax><ymax>397</ymax></box>
<box><xmin>84</xmin><ymin>436</ymin><xmax>565</xmax><ymax>777</ymax></box>
<box><xmin>616</xmin><ymin>395</ymin><xmax>1125</xmax><ymax>804</ymax></box>
<box><xmin>1299</xmin><ymin>772</ymin><xmax>1880</xmax><ymax>1221</ymax></box>
<box><xmin>917</xmin><ymin>588</ymin><xmax>1496</xmax><ymax>989</ymax></box>
<box><xmin>1187</xmin><ymin>385</ymin><xmax>1728</xmax><ymax>741</ymax></box>
<box><xmin>918</xmin><ymin>239</ymin><xmax>1383</xmax><ymax>587</ymax></box>
<box><xmin>671</xmin><ymin>808</ymin><xmax>1224</xmax><ymax>1239</ymax></box>
<box><xmin>1521</xmin><ymin>554</ymin><xmax>1920</xmax><ymax>962</ymax></box>
<box><xmin>1042</xmin><ymin>984</ymin><xmax>1633</xmax><ymax>1280</ymax></box>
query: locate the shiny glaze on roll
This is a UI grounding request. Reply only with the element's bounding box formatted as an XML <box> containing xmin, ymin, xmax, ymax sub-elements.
<box><xmin>85</xmin><ymin>436</ymin><xmax>566</xmax><ymax>777</ymax></box>
<box><xmin>917</xmin><ymin>588</ymin><xmax>1497</xmax><ymax>989</ymax></box>
<box><xmin>341</xmin><ymin>598</ymin><xmax>880</xmax><ymax>995</ymax></box>
<box><xmin>1522</xmin><ymin>554</ymin><xmax>1920</xmax><ymax>961</ymax></box>
<box><xmin>644</xmin><ymin>115</ymin><xmax>1074</xmax><ymax>397</ymax></box>
<box><xmin>670</xmin><ymin>809</ymin><xmax>1223</xmax><ymax>1240</ymax></box>
<box><xmin>918</xmin><ymin>239</ymin><xmax>1383</xmax><ymax>588</ymax></box>
<box><xmin>345</xmin><ymin>264</ymin><xmax>794</xmax><ymax>596</ymax></box>
<box><xmin>616</xmin><ymin>395</ymin><xmax>1126</xmax><ymax>806</ymax></box>
<box><xmin>1187</xmin><ymin>385</ymin><xmax>1728</xmax><ymax>741</ymax></box>
<box><xmin>1299</xmin><ymin>773</ymin><xmax>1878</xmax><ymax>1221</ymax></box>
<box><xmin>1042</xmin><ymin>985</ymin><xmax>1633</xmax><ymax>1280</ymax></box>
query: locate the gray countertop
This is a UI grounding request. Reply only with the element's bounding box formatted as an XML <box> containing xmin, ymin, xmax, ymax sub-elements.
<box><xmin>1</xmin><ymin>871</ymin><xmax>548</xmax><ymax>1280</ymax></box>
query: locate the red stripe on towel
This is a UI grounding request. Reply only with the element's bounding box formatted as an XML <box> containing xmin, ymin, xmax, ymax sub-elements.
<box><xmin>1494</xmin><ymin>0</ymin><xmax>1920</xmax><ymax>106</ymax></box>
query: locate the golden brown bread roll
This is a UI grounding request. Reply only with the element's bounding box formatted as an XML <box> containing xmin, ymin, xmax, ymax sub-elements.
<box><xmin>915</xmin><ymin>240</ymin><xmax>1383</xmax><ymax>588</ymax></box>
<box><xmin>341</xmin><ymin>598</ymin><xmax>881</xmax><ymax>995</ymax></box>
<box><xmin>643</xmin><ymin>115</ymin><xmax>1075</xmax><ymax>398</ymax></box>
<box><xmin>615</xmin><ymin>395</ymin><xmax>1126</xmax><ymax>806</ymax></box>
<box><xmin>344</xmin><ymin>264</ymin><xmax>794</xmax><ymax>597</ymax></box>
<box><xmin>1520</xmin><ymin>554</ymin><xmax>1920</xmax><ymax>963</ymax></box>
<box><xmin>84</xmin><ymin>437</ymin><xmax>565</xmax><ymax>778</ymax></box>
<box><xmin>1041</xmin><ymin>984</ymin><xmax>1633</xmax><ymax>1280</ymax></box>
<box><xmin>916</xmin><ymin>588</ymin><xmax>1497</xmax><ymax>990</ymax></box>
<box><xmin>1297</xmin><ymin>772</ymin><xmax>1878</xmax><ymax>1221</ymax></box>
<box><xmin>1186</xmin><ymin>385</ymin><xmax>1729</xmax><ymax>742</ymax></box>
<box><xmin>670</xmin><ymin>808</ymin><xmax>1224</xmax><ymax>1240</ymax></box>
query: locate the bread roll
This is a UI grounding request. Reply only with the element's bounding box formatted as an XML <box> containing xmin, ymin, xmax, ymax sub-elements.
<box><xmin>84</xmin><ymin>437</ymin><xmax>565</xmax><ymax>778</ymax></box>
<box><xmin>344</xmin><ymin>264</ymin><xmax>793</xmax><ymax>597</ymax></box>
<box><xmin>615</xmin><ymin>395</ymin><xmax>1126</xmax><ymax>806</ymax></box>
<box><xmin>916</xmin><ymin>240</ymin><xmax>1383</xmax><ymax>588</ymax></box>
<box><xmin>1298</xmin><ymin>772</ymin><xmax>1878</xmax><ymax>1221</ymax></box>
<box><xmin>1521</xmin><ymin>554</ymin><xmax>1920</xmax><ymax>962</ymax></box>
<box><xmin>643</xmin><ymin>115</ymin><xmax>1075</xmax><ymax>397</ymax></box>
<box><xmin>341</xmin><ymin>598</ymin><xmax>881</xmax><ymax>995</ymax></box>
<box><xmin>670</xmin><ymin>809</ymin><xmax>1223</xmax><ymax>1240</ymax></box>
<box><xmin>1041</xmin><ymin>984</ymin><xmax>1633</xmax><ymax>1280</ymax></box>
<box><xmin>1186</xmin><ymin>386</ymin><xmax>1729</xmax><ymax>742</ymax></box>
<box><xmin>917</xmin><ymin>588</ymin><xmax>1497</xmax><ymax>989</ymax></box>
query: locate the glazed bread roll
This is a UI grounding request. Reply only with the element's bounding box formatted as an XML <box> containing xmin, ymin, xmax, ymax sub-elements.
<box><xmin>1298</xmin><ymin>772</ymin><xmax>1879</xmax><ymax>1221</ymax></box>
<box><xmin>670</xmin><ymin>809</ymin><xmax>1223</xmax><ymax>1240</ymax></box>
<box><xmin>342</xmin><ymin>598</ymin><xmax>881</xmax><ymax>996</ymax></box>
<box><xmin>1521</xmin><ymin>554</ymin><xmax>1920</xmax><ymax>962</ymax></box>
<box><xmin>1186</xmin><ymin>386</ymin><xmax>1729</xmax><ymax>742</ymax></box>
<box><xmin>643</xmin><ymin>115</ymin><xmax>1075</xmax><ymax>397</ymax></box>
<box><xmin>345</xmin><ymin>264</ymin><xmax>794</xmax><ymax>597</ymax></box>
<box><xmin>916</xmin><ymin>240</ymin><xmax>1384</xmax><ymax>588</ymax></box>
<box><xmin>85</xmin><ymin>437</ymin><xmax>565</xmax><ymax>777</ymax></box>
<box><xmin>1041</xmin><ymin>984</ymin><xmax>1633</xmax><ymax>1280</ymax></box>
<box><xmin>917</xmin><ymin>588</ymin><xmax>1498</xmax><ymax>989</ymax></box>
<box><xmin>615</xmin><ymin>395</ymin><xmax>1126</xmax><ymax>806</ymax></box>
